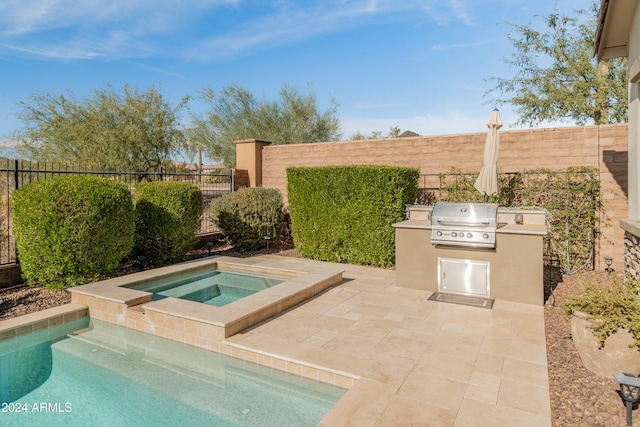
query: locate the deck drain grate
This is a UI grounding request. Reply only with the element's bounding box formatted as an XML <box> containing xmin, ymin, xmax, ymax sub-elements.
<box><xmin>427</xmin><ymin>292</ymin><xmax>494</xmax><ymax>309</ymax></box>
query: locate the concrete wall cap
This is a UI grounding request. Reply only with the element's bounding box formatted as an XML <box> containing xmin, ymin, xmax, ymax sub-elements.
<box><xmin>234</xmin><ymin>139</ymin><xmax>272</xmax><ymax>145</ymax></box>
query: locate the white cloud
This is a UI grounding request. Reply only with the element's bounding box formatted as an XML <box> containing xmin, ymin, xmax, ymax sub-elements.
<box><xmin>186</xmin><ymin>2</ymin><xmax>386</xmax><ymax>61</ymax></box>
<box><xmin>0</xmin><ymin>138</ymin><xmax>18</xmax><ymax>147</ymax></box>
<box><xmin>448</xmin><ymin>0</ymin><xmax>475</xmax><ymax>26</ymax></box>
<box><xmin>0</xmin><ymin>0</ymin><xmax>237</xmax><ymax>59</ymax></box>
<box><xmin>0</xmin><ymin>139</ymin><xmax>19</xmax><ymax>160</ymax></box>
<box><xmin>0</xmin><ymin>0</ymin><xmax>238</xmax><ymax>36</ymax></box>
<box><xmin>341</xmin><ymin>112</ymin><xmax>488</xmax><ymax>139</ymax></box>
<box><xmin>352</xmin><ymin>101</ymin><xmax>401</xmax><ymax>110</ymax></box>
<box><xmin>1</xmin><ymin>41</ymin><xmax>102</xmax><ymax>60</ymax></box>
<box><xmin>339</xmin><ymin>107</ymin><xmax>552</xmax><ymax>139</ymax></box>
<box><xmin>431</xmin><ymin>39</ymin><xmax>495</xmax><ymax>52</ymax></box>
<box><xmin>0</xmin><ymin>0</ymin><xmax>480</xmax><ymax>61</ymax></box>
<box><xmin>189</xmin><ymin>0</ymin><xmax>486</xmax><ymax>60</ymax></box>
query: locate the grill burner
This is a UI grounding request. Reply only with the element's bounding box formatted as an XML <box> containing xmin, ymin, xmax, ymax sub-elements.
<box><xmin>430</xmin><ymin>202</ymin><xmax>498</xmax><ymax>248</ymax></box>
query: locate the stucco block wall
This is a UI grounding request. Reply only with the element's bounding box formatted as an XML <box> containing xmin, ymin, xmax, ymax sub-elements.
<box><xmin>260</xmin><ymin>124</ymin><xmax>628</xmax><ymax>271</ymax></box>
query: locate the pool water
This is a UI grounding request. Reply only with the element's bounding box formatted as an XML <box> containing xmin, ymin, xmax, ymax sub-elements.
<box><xmin>0</xmin><ymin>319</ymin><xmax>345</xmax><ymax>426</ymax></box>
<box><xmin>131</xmin><ymin>269</ymin><xmax>289</xmax><ymax>306</ymax></box>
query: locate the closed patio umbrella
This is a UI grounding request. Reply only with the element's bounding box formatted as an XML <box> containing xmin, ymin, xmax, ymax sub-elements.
<box><xmin>474</xmin><ymin>109</ymin><xmax>503</xmax><ymax>202</ymax></box>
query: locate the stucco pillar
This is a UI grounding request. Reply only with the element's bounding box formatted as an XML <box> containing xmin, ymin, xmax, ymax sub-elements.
<box><xmin>234</xmin><ymin>139</ymin><xmax>271</xmax><ymax>187</ymax></box>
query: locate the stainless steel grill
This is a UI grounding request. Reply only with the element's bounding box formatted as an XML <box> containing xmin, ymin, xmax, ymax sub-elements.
<box><xmin>430</xmin><ymin>202</ymin><xmax>498</xmax><ymax>248</ymax></box>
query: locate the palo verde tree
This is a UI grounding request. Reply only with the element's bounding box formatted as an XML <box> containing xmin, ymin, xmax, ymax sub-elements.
<box><xmin>486</xmin><ymin>4</ymin><xmax>628</xmax><ymax>126</ymax></box>
<box><xmin>188</xmin><ymin>83</ymin><xmax>341</xmax><ymax>166</ymax></box>
<box><xmin>13</xmin><ymin>84</ymin><xmax>189</xmax><ymax>171</ymax></box>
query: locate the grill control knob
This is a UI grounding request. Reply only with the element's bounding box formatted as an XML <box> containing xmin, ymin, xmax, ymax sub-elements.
<box><xmin>451</xmin><ymin>232</ymin><xmax>457</xmax><ymax>237</ymax></box>
<box><xmin>436</xmin><ymin>231</ymin><xmax>443</xmax><ymax>237</ymax></box>
<box><xmin>467</xmin><ymin>233</ymin><xmax>473</xmax><ymax>238</ymax></box>
<box><xmin>482</xmin><ymin>233</ymin><xmax>490</xmax><ymax>240</ymax></box>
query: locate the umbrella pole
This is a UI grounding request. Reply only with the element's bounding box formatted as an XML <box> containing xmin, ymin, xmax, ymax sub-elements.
<box><xmin>483</xmin><ymin>194</ymin><xmax>489</xmax><ymax>203</ymax></box>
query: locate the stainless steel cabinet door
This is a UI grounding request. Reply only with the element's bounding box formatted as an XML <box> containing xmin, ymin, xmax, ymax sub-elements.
<box><xmin>438</xmin><ymin>258</ymin><xmax>490</xmax><ymax>297</ymax></box>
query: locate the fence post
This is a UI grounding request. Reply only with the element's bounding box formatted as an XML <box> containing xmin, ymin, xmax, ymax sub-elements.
<box><xmin>158</xmin><ymin>166</ymin><xmax>163</xmax><ymax>182</ymax></box>
<box><xmin>13</xmin><ymin>159</ymin><xmax>19</xmax><ymax>191</ymax></box>
<box><xmin>13</xmin><ymin>160</ymin><xmax>19</xmax><ymax>264</ymax></box>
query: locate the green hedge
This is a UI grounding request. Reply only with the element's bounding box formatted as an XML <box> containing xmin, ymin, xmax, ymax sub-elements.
<box><xmin>287</xmin><ymin>165</ymin><xmax>419</xmax><ymax>267</ymax></box>
<box><xmin>134</xmin><ymin>181</ymin><xmax>203</xmax><ymax>266</ymax></box>
<box><xmin>11</xmin><ymin>175</ymin><xmax>134</xmax><ymax>289</ymax></box>
<box><xmin>209</xmin><ymin>187</ymin><xmax>284</xmax><ymax>250</ymax></box>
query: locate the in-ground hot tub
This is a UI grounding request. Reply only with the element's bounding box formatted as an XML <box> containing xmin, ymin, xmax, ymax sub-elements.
<box><xmin>69</xmin><ymin>256</ymin><xmax>344</xmax><ymax>343</ymax></box>
<box><xmin>129</xmin><ymin>268</ymin><xmax>291</xmax><ymax>306</ymax></box>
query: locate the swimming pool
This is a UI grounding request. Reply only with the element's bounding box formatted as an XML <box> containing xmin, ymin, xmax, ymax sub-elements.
<box><xmin>130</xmin><ymin>269</ymin><xmax>290</xmax><ymax>306</ymax></box>
<box><xmin>0</xmin><ymin>318</ymin><xmax>346</xmax><ymax>426</ymax></box>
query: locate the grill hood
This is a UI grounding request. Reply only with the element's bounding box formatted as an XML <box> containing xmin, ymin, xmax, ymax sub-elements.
<box><xmin>430</xmin><ymin>202</ymin><xmax>498</xmax><ymax>248</ymax></box>
<box><xmin>431</xmin><ymin>203</ymin><xmax>498</xmax><ymax>228</ymax></box>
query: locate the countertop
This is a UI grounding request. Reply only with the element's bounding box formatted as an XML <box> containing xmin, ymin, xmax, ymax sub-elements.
<box><xmin>392</xmin><ymin>219</ymin><xmax>548</xmax><ymax>236</ymax></box>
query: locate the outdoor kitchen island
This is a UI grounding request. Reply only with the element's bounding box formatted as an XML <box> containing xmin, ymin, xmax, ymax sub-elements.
<box><xmin>393</xmin><ymin>204</ymin><xmax>548</xmax><ymax>306</ymax></box>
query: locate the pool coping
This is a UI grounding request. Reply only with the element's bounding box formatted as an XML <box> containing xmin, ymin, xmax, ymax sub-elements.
<box><xmin>0</xmin><ymin>303</ymin><xmax>88</xmax><ymax>342</ymax></box>
<box><xmin>0</xmin><ymin>256</ymin><xmax>356</xmax><ymax>390</ymax></box>
<box><xmin>62</xmin><ymin>256</ymin><xmax>357</xmax><ymax>389</ymax></box>
<box><xmin>68</xmin><ymin>256</ymin><xmax>343</xmax><ymax>339</ymax></box>
<box><xmin>0</xmin><ymin>303</ymin><xmax>359</xmax><ymax>392</ymax></box>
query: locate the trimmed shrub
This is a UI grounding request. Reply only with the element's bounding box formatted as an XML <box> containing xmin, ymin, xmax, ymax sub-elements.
<box><xmin>134</xmin><ymin>181</ymin><xmax>203</xmax><ymax>266</ymax></box>
<box><xmin>11</xmin><ymin>175</ymin><xmax>134</xmax><ymax>289</ymax></box>
<box><xmin>563</xmin><ymin>274</ymin><xmax>640</xmax><ymax>349</ymax></box>
<box><xmin>209</xmin><ymin>187</ymin><xmax>284</xmax><ymax>250</ymax></box>
<box><xmin>287</xmin><ymin>165</ymin><xmax>419</xmax><ymax>267</ymax></box>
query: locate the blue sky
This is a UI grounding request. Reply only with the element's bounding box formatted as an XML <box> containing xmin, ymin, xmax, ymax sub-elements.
<box><xmin>0</xmin><ymin>0</ymin><xmax>588</xmax><ymax>163</ymax></box>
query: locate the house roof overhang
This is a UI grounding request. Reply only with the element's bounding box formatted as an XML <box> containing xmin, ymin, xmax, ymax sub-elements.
<box><xmin>594</xmin><ymin>0</ymin><xmax>637</xmax><ymax>60</ymax></box>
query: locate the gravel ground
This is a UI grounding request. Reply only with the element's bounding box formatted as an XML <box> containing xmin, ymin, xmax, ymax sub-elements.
<box><xmin>0</xmin><ymin>244</ymin><xmax>632</xmax><ymax>425</ymax></box>
<box><xmin>545</xmin><ymin>268</ymin><xmax>628</xmax><ymax>426</ymax></box>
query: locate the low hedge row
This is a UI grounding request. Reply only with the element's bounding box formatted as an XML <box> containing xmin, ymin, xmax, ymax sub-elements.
<box><xmin>11</xmin><ymin>176</ymin><xmax>135</xmax><ymax>289</ymax></box>
<box><xmin>134</xmin><ymin>181</ymin><xmax>203</xmax><ymax>266</ymax></box>
<box><xmin>11</xmin><ymin>177</ymin><xmax>204</xmax><ymax>289</ymax></box>
<box><xmin>209</xmin><ymin>187</ymin><xmax>284</xmax><ymax>250</ymax></box>
<box><xmin>287</xmin><ymin>165</ymin><xmax>419</xmax><ymax>267</ymax></box>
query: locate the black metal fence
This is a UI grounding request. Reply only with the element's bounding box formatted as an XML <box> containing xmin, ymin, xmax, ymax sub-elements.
<box><xmin>0</xmin><ymin>159</ymin><xmax>233</xmax><ymax>265</ymax></box>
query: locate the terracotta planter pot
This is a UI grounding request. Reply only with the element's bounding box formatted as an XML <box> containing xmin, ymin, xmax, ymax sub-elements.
<box><xmin>571</xmin><ymin>311</ymin><xmax>640</xmax><ymax>378</ymax></box>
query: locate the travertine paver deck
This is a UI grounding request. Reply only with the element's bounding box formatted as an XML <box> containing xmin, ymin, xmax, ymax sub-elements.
<box><xmin>223</xmin><ymin>255</ymin><xmax>551</xmax><ymax>427</ymax></box>
<box><xmin>1</xmin><ymin>254</ymin><xmax>550</xmax><ymax>426</ymax></box>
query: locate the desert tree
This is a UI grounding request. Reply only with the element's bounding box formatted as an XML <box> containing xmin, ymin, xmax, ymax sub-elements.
<box><xmin>13</xmin><ymin>84</ymin><xmax>189</xmax><ymax>171</ymax></box>
<box><xmin>486</xmin><ymin>4</ymin><xmax>627</xmax><ymax>126</ymax></box>
<box><xmin>188</xmin><ymin>83</ymin><xmax>341</xmax><ymax>166</ymax></box>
